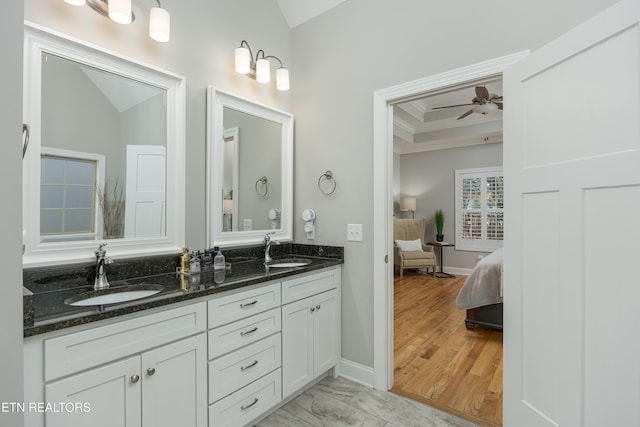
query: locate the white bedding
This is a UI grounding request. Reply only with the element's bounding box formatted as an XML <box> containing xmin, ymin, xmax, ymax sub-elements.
<box><xmin>456</xmin><ymin>247</ymin><xmax>503</xmax><ymax>310</ymax></box>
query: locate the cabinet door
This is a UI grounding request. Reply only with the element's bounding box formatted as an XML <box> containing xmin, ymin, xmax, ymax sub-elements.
<box><xmin>141</xmin><ymin>334</ymin><xmax>207</xmax><ymax>427</ymax></box>
<box><xmin>281</xmin><ymin>297</ymin><xmax>314</xmax><ymax>398</ymax></box>
<box><xmin>313</xmin><ymin>289</ymin><xmax>339</xmax><ymax>377</ymax></box>
<box><xmin>45</xmin><ymin>356</ymin><xmax>141</xmax><ymax>427</ymax></box>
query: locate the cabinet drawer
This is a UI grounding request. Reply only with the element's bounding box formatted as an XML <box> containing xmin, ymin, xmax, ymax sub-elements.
<box><xmin>209</xmin><ymin>333</ymin><xmax>281</xmax><ymax>404</ymax></box>
<box><xmin>208</xmin><ymin>308</ymin><xmax>281</xmax><ymax>359</ymax></box>
<box><xmin>208</xmin><ymin>282</ymin><xmax>280</xmax><ymax>328</ymax></box>
<box><xmin>281</xmin><ymin>268</ymin><xmax>338</xmax><ymax>305</ymax></box>
<box><xmin>208</xmin><ymin>368</ymin><xmax>281</xmax><ymax>427</ymax></box>
<box><xmin>45</xmin><ymin>302</ymin><xmax>206</xmax><ymax>382</ymax></box>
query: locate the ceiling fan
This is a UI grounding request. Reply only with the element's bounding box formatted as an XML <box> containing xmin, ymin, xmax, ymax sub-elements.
<box><xmin>432</xmin><ymin>86</ymin><xmax>503</xmax><ymax>120</ymax></box>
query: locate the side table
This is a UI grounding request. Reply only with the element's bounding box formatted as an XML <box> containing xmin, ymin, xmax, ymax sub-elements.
<box><xmin>427</xmin><ymin>241</ymin><xmax>455</xmax><ymax>278</ymax></box>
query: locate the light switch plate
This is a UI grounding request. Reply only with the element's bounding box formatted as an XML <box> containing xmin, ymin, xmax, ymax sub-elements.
<box><xmin>347</xmin><ymin>224</ymin><xmax>363</xmax><ymax>242</ymax></box>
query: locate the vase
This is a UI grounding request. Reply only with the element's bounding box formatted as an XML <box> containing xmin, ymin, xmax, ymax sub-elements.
<box><xmin>436</xmin><ymin>234</ymin><xmax>444</xmax><ymax>242</ymax></box>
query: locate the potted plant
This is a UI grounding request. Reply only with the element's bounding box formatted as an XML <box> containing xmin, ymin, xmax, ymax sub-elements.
<box><xmin>435</xmin><ymin>209</ymin><xmax>444</xmax><ymax>242</ymax></box>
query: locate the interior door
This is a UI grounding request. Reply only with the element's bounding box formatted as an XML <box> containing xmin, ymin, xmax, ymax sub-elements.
<box><xmin>124</xmin><ymin>145</ymin><xmax>166</xmax><ymax>238</ymax></box>
<box><xmin>503</xmin><ymin>0</ymin><xmax>640</xmax><ymax>425</ymax></box>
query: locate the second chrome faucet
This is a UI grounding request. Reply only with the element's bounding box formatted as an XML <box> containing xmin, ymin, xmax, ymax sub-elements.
<box><xmin>94</xmin><ymin>243</ymin><xmax>113</xmax><ymax>290</ymax></box>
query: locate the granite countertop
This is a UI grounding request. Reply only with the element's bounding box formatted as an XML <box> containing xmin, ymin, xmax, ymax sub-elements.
<box><xmin>23</xmin><ymin>244</ymin><xmax>343</xmax><ymax>337</ymax></box>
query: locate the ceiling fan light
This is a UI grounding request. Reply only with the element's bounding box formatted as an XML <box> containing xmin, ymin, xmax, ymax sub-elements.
<box><xmin>64</xmin><ymin>0</ymin><xmax>86</xmax><ymax>6</ymax></box>
<box><xmin>149</xmin><ymin>7</ymin><xmax>170</xmax><ymax>42</ymax></box>
<box><xmin>474</xmin><ymin>103</ymin><xmax>499</xmax><ymax>115</ymax></box>
<box><xmin>109</xmin><ymin>0</ymin><xmax>132</xmax><ymax>24</ymax></box>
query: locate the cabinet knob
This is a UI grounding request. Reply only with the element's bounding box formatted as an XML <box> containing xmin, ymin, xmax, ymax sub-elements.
<box><xmin>310</xmin><ymin>307</ymin><xmax>315</xmax><ymax>312</ymax></box>
<box><xmin>316</xmin><ymin>304</ymin><xmax>321</xmax><ymax>310</ymax></box>
<box><xmin>130</xmin><ymin>374</ymin><xmax>140</xmax><ymax>383</ymax></box>
<box><xmin>147</xmin><ymin>367</ymin><xmax>156</xmax><ymax>376</ymax></box>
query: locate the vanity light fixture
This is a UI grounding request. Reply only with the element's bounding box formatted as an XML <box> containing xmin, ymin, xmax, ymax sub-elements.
<box><xmin>63</xmin><ymin>0</ymin><xmax>170</xmax><ymax>42</ymax></box>
<box><xmin>235</xmin><ymin>40</ymin><xmax>290</xmax><ymax>91</ymax></box>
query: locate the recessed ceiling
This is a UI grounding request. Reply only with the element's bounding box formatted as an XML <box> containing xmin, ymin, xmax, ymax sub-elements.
<box><xmin>276</xmin><ymin>0</ymin><xmax>348</xmax><ymax>28</ymax></box>
<box><xmin>393</xmin><ymin>77</ymin><xmax>503</xmax><ymax>154</ymax></box>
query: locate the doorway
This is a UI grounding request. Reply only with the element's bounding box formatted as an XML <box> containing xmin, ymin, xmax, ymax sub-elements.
<box><xmin>371</xmin><ymin>50</ymin><xmax>529</xmax><ymax>399</ymax></box>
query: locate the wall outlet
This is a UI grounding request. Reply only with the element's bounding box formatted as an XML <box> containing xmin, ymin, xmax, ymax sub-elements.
<box><xmin>347</xmin><ymin>224</ymin><xmax>363</xmax><ymax>242</ymax></box>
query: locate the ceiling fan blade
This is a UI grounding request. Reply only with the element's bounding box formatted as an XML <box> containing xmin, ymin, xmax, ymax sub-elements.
<box><xmin>432</xmin><ymin>103</ymin><xmax>475</xmax><ymax>110</ymax></box>
<box><xmin>475</xmin><ymin>86</ymin><xmax>490</xmax><ymax>101</ymax></box>
<box><xmin>457</xmin><ymin>109</ymin><xmax>475</xmax><ymax>120</ymax></box>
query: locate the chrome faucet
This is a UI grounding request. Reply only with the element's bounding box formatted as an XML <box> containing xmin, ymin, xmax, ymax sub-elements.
<box><xmin>94</xmin><ymin>243</ymin><xmax>113</xmax><ymax>290</ymax></box>
<box><xmin>264</xmin><ymin>232</ymin><xmax>279</xmax><ymax>263</ymax></box>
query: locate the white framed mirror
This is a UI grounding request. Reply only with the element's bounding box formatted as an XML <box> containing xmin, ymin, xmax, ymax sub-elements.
<box><xmin>23</xmin><ymin>23</ymin><xmax>186</xmax><ymax>266</ymax></box>
<box><xmin>206</xmin><ymin>87</ymin><xmax>293</xmax><ymax>247</ymax></box>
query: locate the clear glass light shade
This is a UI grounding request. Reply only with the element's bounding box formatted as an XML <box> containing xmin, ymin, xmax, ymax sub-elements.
<box><xmin>149</xmin><ymin>7</ymin><xmax>170</xmax><ymax>42</ymax></box>
<box><xmin>256</xmin><ymin>58</ymin><xmax>270</xmax><ymax>84</ymax></box>
<box><xmin>109</xmin><ymin>0</ymin><xmax>132</xmax><ymax>24</ymax></box>
<box><xmin>276</xmin><ymin>68</ymin><xmax>290</xmax><ymax>91</ymax></box>
<box><xmin>64</xmin><ymin>0</ymin><xmax>86</xmax><ymax>6</ymax></box>
<box><xmin>234</xmin><ymin>47</ymin><xmax>251</xmax><ymax>74</ymax></box>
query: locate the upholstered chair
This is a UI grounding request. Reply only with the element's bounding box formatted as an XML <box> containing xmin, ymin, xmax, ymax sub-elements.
<box><xmin>393</xmin><ymin>218</ymin><xmax>436</xmax><ymax>279</ymax></box>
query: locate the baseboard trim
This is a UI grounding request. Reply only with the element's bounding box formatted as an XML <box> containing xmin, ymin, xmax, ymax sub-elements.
<box><xmin>339</xmin><ymin>358</ymin><xmax>374</xmax><ymax>388</ymax></box>
<box><xmin>439</xmin><ymin>266</ymin><xmax>471</xmax><ymax>276</ymax></box>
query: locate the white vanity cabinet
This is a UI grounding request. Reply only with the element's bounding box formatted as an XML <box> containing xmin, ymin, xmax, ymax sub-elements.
<box><xmin>206</xmin><ymin>282</ymin><xmax>282</xmax><ymax>427</ymax></box>
<box><xmin>281</xmin><ymin>268</ymin><xmax>341</xmax><ymax>399</ymax></box>
<box><xmin>24</xmin><ymin>302</ymin><xmax>208</xmax><ymax>427</ymax></box>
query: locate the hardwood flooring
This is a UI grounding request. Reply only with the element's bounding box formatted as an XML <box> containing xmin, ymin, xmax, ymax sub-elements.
<box><xmin>391</xmin><ymin>270</ymin><xmax>503</xmax><ymax>427</ymax></box>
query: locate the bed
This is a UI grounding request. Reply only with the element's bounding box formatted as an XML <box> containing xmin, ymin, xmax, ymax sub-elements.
<box><xmin>456</xmin><ymin>247</ymin><xmax>503</xmax><ymax>331</ymax></box>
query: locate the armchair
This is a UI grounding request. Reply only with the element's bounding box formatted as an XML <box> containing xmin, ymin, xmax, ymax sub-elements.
<box><xmin>393</xmin><ymin>218</ymin><xmax>436</xmax><ymax>279</ymax></box>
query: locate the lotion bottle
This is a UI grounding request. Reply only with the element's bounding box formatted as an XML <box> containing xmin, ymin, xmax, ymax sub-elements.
<box><xmin>213</xmin><ymin>247</ymin><xmax>225</xmax><ymax>270</ymax></box>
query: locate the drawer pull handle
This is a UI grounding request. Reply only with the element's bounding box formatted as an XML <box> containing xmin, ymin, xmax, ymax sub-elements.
<box><xmin>147</xmin><ymin>368</ymin><xmax>156</xmax><ymax>376</ymax></box>
<box><xmin>240</xmin><ymin>300</ymin><xmax>258</xmax><ymax>308</ymax></box>
<box><xmin>131</xmin><ymin>374</ymin><xmax>140</xmax><ymax>383</ymax></box>
<box><xmin>241</xmin><ymin>360</ymin><xmax>259</xmax><ymax>371</ymax></box>
<box><xmin>240</xmin><ymin>326</ymin><xmax>258</xmax><ymax>336</ymax></box>
<box><xmin>241</xmin><ymin>397</ymin><xmax>259</xmax><ymax>411</ymax></box>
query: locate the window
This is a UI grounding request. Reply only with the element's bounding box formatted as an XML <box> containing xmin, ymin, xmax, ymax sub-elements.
<box><xmin>455</xmin><ymin>166</ymin><xmax>504</xmax><ymax>251</ymax></box>
<box><xmin>40</xmin><ymin>148</ymin><xmax>105</xmax><ymax>243</ymax></box>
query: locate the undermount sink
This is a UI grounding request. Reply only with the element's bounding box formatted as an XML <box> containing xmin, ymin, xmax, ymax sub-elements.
<box><xmin>65</xmin><ymin>284</ymin><xmax>164</xmax><ymax>307</ymax></box>
<box><xmin>266</xmin><ymin>258</ymin><xmax>312</xmax><ymax>268</ymax></box>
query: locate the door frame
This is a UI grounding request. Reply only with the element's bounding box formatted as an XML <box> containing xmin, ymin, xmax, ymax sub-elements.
<box><xmin>371</xmin><ymin>50</ymin><xmax>529</xmax><ymax>390</ymax></box>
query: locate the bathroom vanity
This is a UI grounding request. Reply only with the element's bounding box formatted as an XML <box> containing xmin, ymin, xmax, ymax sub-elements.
<box><xmin>23</xmin><ymin>245</ymin><xmax>342</xmax><ymax>427</ymax></box>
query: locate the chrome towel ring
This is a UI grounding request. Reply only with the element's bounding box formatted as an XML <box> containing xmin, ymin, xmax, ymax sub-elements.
<box><xmin>255</xmin><ymin>176</ymin><xmax>269</xmax><ymax>197</ymax></box>
<box><xmin>318</xmin><ymin>170</ymin><xmax>336</xmax><ymax>195</ymax></box>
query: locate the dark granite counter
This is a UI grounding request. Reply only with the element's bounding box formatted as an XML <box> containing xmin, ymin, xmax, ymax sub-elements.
<box><xmin>23</xmin><ymin>244</ymin><xmax>343</xmax><ymax>337</ymax></box>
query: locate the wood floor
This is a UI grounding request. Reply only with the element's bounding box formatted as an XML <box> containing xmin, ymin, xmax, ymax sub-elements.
<box><xmin>391</xmin><ymin>270</ymin><xmax>503</xmax><ymax>427</ymax></box>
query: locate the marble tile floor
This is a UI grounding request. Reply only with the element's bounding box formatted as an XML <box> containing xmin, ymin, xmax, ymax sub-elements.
<box><xmin>255</xmin><ymin>376</ymin><xmax>480</xmax><ymax>427</ymax></box>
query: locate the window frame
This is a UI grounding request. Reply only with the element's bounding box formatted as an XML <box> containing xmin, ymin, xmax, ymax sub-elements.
<box><xmin>454</xmin><ymin>166</ymin><xmax>504</xmax><ymax>252</ymax></box>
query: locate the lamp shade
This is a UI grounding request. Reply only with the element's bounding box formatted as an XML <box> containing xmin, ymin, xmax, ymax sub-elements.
<box><xmin>276</xmin><ymin>67</ymin><xmax>290</xmax><ymax>91</ymax></box>
<box><xmin>64</xmin><ymin>0</ymin><xmax>86</xmax><ymax>6</ymax></box>
<box><xmin>400</xmin><ymin>197</ymin><xmax>417</xmax><ymax>212</ymax></box>
<box><xmin>149</xmin><ymin>7</ymin><xmax>170</xmax><ymax>42</ymax></box>
<box><xmin>255</xmin><ymin>58</ymin><xmax>270</xmax><ymax>83</ymax></box>
<box><xmin>235</xmin><ymin>47</ymin><xmax>251</xmax><ymax>74</ymax></box>
<box><xmin>109</xmin><ymin>0</ymin><xmax>132</xmax><ymax>24</ymax></box>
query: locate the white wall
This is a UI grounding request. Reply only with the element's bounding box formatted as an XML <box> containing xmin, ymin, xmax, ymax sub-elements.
<box><xmin>25</xmin><ymin>0</ymin><xmax>292</xmax><ymax>250</ymax></box>
<box><xmin>290</xmin><ymin>0</ymin><xmax>620</xmax><ymax>369</ymax></box>
<box><xmin>0</xmin><ymin>2</ymin><xmax>24</xmax><ymax>427</ymax></box>
<box><xmin>398</xmin><ymin>143</ymin><xmax>503</xmax><ymax>271</ymax></box>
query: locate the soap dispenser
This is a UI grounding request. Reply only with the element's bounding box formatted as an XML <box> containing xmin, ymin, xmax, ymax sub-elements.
<box><xmin>213</xmin><ymin>247</ymin><xmax>226</xmax><ymax>270</ymax></box>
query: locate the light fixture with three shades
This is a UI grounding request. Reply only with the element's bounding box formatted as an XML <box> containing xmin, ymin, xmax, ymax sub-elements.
<box><xmin>235</xmin><ymin>40</ymin><xmax>290</xmax><ymax>91</ymax></box>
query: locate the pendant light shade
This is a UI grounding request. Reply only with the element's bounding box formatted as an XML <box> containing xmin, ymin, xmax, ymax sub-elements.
<box><xmin>64</xmin><ymin>0</ymin><xmax>86</xmax><ymax>5</ymax></box>
<box><xmin>149</xmin><ymin>7</ymin><xmax>170</xmax><ymax>42</ymax></box>
<box><xmin>235</xmin><ymin>46</ymin><xmax>251</xmax><ymax>75</ymax></box>
<box><xmin>276</xmin><ymin>68</ymin><xmax>290</xmax><ymax>91</ymax></box>
<box><xmin>109</xmin><ymin>0</ymin><xmax>132</xmax><ymax>24</ymax></box>
<box><xmin>256</xmin><ymin>58</ymin><xmax>270</xmax><ymax>84</ymax></box>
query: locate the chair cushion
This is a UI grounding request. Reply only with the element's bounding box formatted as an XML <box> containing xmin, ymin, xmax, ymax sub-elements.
<box><xmin>395</xmin><ymin>239</ymin><xmax>422</xmax><ymax>251</ymax></box>
<box><xmin>402</xmin><ymin>250</ymin><xmax>435</xmax><ymax>260</ymax></box>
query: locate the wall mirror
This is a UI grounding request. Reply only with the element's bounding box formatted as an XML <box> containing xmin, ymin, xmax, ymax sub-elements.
<box><xmin>206</xmin><ymin>87</ymin><xmax>293</xmax><ymax>247</ymax></box>
<box><xmin>23</xmin><ymin>23</ymin><xmax>186</xmax><ymax>266</ymax></box>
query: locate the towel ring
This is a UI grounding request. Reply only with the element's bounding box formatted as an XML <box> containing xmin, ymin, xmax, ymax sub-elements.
<box><xmin>317</xmin><ymin>170</ymin><xmax>337</xmax><ymax>195</ymax></box>
<box><xmin>255</xmin><ymin>176</ymin><xmax>269</xmax><ymax>197</ymax></box>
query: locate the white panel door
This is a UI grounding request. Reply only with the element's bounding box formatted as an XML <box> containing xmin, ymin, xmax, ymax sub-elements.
<box><xmin>281</xmin><ymin>297</ymin><xmax>314</xmax><ymax>398</ymax></box>
<box><xmin>124</xmin><ymin>145</ymin><xmax>166</xmax><ymax>238</ymax></box>
<box><xmin>45</xmin><ymin>356</ymin><xmax>141</xmax><ymax>427</ymax></box>
<box><xmin>503</xmin><ymin>1</ymin><xmax>640</xmax><ymax>426</ymax></box>
<box><xmin>313</xmin><ymin>289</ymin><xmax>339</xmax><ymax>377</ymax></box>
<box><xmin>141</xmin><ymin>334</ymin><xmax>207</xmax><ymax>427</ymax></box>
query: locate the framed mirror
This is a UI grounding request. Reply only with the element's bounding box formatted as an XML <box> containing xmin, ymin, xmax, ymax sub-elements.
<box><xmin>206</xmin><ymin>87</ymin><xmax>293</xmax><ymax>247</ymax></box>
<box><xmin>23</xmin><ymin>23</ymin><xmax>186</xmax><ymax>266</ymax></box>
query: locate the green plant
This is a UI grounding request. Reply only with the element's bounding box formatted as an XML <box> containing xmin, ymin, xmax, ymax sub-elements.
<box><xmin>435</xmin><ymin>209</ymin><xmax>444</xmax><ymax>235</ymax></box>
